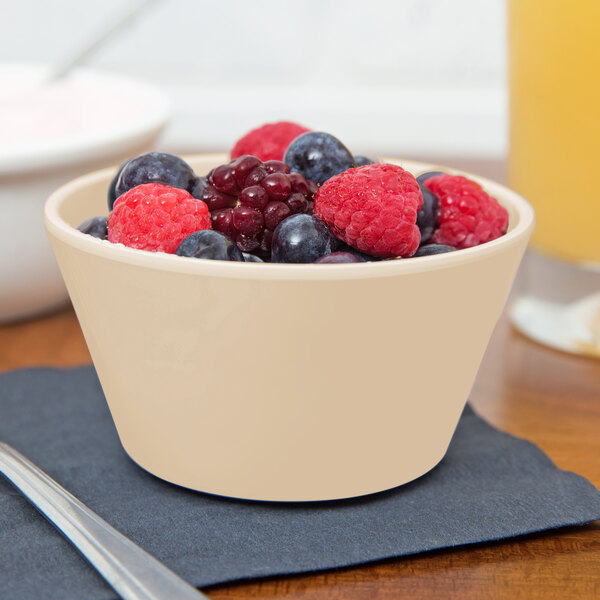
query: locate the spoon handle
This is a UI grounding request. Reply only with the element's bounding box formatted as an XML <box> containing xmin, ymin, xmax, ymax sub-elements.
<box><xmin>0</xmin><ymin>441</ymin><xmax>209</xmax><ymax>600</ymax></box>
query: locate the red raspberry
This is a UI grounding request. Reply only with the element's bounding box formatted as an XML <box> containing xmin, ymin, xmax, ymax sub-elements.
<box><xmin>425</xmin><ymin>174</ymin><xmax>509</xmax><ymax>249</ymax></box>
<box><xmin>231</xmin><ymin>121</ymin><xmax>310</xmax><ymax>162</ymax></box>
<box><xmin>108</xmin><ymin>183</ymin><xmax>211</xmax><ymax>253</ymax></box>
<box><xmin>314</xmin><ymin>164</ymin><xmax>423</xmax><ymax>258</ymax></box>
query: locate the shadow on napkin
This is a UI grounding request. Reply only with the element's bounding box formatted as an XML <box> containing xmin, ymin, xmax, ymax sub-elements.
<box><xmin>1</xmin><ymin>367</ymin><xmax>599</xmax><ymax>600</ymax></box>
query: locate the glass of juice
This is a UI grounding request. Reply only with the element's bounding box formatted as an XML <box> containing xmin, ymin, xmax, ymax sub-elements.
<box><xmin>508</xmin><ymin>0</ymin><xmax>600</xmax><ymax>357</ymax></box>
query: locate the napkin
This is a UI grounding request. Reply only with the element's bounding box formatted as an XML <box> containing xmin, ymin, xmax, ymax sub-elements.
<box><xmin>1</xmin><ymin>366</ymin><xmax>599</xmax><ymax>600</ymax></box>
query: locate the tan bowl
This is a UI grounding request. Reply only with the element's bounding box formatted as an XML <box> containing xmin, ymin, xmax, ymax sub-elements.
<box><xmin>44</xmin><ymin>154</ymin><xmax>534</xmax><ymax>502</ymax></box>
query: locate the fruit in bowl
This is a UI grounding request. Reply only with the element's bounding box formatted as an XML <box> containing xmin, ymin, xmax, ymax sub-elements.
<box><xmin>78</xmin><ymin>125</ymin><xmax>510</xmax><ymax>267</ymax></box>
<box><xmin>44</xmin><ymin>124</ymin><xmax>534</xmax><ymax>502</ymax></box>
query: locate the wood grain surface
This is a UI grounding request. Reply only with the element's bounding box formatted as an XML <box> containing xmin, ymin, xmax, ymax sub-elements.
<box><xmin>1</xmin><ymin>158</ymin><xmax>599</xmax><ymax>599</ymax></box>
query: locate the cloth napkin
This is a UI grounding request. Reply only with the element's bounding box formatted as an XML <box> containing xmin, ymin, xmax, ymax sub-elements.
<box><xmin>1</xmin><ymin>366</ymin><xmax>599</xmax><ymax>600</ymax></box>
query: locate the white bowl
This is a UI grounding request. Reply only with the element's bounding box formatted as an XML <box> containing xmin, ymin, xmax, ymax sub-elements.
<box><xmin>0</xmin><ymin>62</ymin><xmax>169</xmax><ymax>322</ymax></box>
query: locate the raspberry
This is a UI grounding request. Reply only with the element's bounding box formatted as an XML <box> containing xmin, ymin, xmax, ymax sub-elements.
<box><xmin>198</xmin><ymin>155</ymin><xmax>317</xmax><ymax>255</ymax></box>
<box><xmin>314</xmin><ymin>164</ymin><xmax>423</xmax><ymax>258</ymax></box>
<box><xmin>108</xmin><ymin>183</ymin><xmax>211</xmax><ymax>253</ymax></box>
<box><xmin>230</xmin><ymin>121</ymin><xmax>310</xmax><ymax>162</ymax></box>
<box><xmin>424</xmin><ymin>174</ymin><xmax>509</xmax><ymax>249</ymax></box>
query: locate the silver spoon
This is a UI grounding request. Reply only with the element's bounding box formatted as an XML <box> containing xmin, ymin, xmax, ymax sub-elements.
<box><xmin>0</xmin><ymin>441</ymin><xmax>210</xmax><ymax>600</ymax></box>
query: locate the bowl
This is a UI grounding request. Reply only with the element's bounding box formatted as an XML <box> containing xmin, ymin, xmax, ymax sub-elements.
<box><xmin>0</xmin><ymin>62</ymin><xmax>169</xmax><ymax>323</ymax></box>
<box><xmin>44</xmin><ymin>154</ymin><xmax>534</xmax><ymax>502</ymax></box>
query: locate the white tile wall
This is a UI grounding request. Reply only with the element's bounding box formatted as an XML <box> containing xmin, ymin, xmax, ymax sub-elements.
<box><xmin>1</xmin><ymin>0</ymin><xmax>507</xmax><ymax>156</ymax></box>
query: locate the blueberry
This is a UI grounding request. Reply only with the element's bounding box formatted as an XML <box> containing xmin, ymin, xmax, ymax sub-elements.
<box><xmin>271</xmin><ymin>214</ymin><xmax>339</xmax><ymax>263</ymax></box>
<box><xmin>175</xmin><ymin>230</ymin><xmax>244</xmax><ymax>261</ymax></box>
<box><xmin>412</xmin><ymin>244</ymin><xmax>455</xmax><ymax>257</ymax></box>
<box><xmin>315</xmin><ymin>251</ymin><xmax>363</xmax><ymax>264</ymax></box>
<box><xmin>283</xmin><ymin>132</ymin><xmax>356</xmax><ymax>186</ymax></box>
<box><xmin>242</xmin><ymin>252</ymin><xmax>264</xmax><ymax>262</ymax></box>
<box><xmin>77</xmin><ymin>216</ymin><xmax>108</xmax><ymax>240</ymax></box>
<box><xmin>190</xmin><ymin>176</ymin><xmax>209</xmax><ymax>200</ymax></box>
<box><xmin>354</xmin><ymin>155</ymin><xmax>376</xmax><ymax>167</ymax></box>
<box><xmin>116</xmin><ymin>152</ymin><xmax>197</xmax><ymax>197</ymax></box>
<box><xmin>107</xmin><ymin>162</ymin><xmax>128</xmax><ymax>211</ymax></box>
<box><xmin>416</xmin><ymin>171</ymin><xmax>444</xmax><ymax>186</ymax></box>
<box><xmin>415</xmin><ymin>172</ymin><xmax>444</xmax><ymax>244</ymax></box>
<box><xmin>416</xmin><ymin>184</ymin><xmax>440</xmax><ymax>244</ymax></box>
<box><xmin>333</xmin><ymin>243</ymin><xmax>377</xmax><ymax>262</ymax></box>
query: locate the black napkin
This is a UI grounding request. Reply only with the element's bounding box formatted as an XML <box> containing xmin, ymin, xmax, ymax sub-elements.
<box><xmin>1</xmin><ymin>367</ymin><xmax>599</xmax><ymax>600</ymax></box>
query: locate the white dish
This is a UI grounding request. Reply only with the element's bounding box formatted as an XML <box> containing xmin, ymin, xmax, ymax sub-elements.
<box><xmin>0</xmin><ymin>62</ymin><xmax>169</xmax><ymax>322</ymax></box>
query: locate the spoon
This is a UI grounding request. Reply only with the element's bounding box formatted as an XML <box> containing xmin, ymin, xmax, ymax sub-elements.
<box><xmin>0</xmin><ymin>441</ymin><xmax>210</xmax><ymax>599</ymax></box>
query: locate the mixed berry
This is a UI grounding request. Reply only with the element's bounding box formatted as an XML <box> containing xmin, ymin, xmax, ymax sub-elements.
<box><xmin>197</xmin><ymin>155</ymin><xmax>317</xmax><ymax>256</ymax></box>
<box><xmin>80</xmin><ymin>121</ymin><xmax>510</xmax><ymax>264</ymax></box>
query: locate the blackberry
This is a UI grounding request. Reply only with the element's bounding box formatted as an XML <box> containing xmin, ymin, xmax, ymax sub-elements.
<box><xmin>115</xmin><ymin>152</ymin><xmax>197</xmax><ymax>197</ymax></box>
<box><xmin>284</xmin><ymin>132</ymin><xmax>356</xmax><ymax>186</ymax></box>
<box><xmin>412</xmin><ymin>244</ymin><xmax>455</xmax><ymax>257</ymax></box>
<box><xmin>200</xmin><ymin>155</ymin><xmax>317</xmax><ymax>256</ymax></box>
<box><xmin>77</xmin><ymin>216</ymin><xmax>108</xmax><ymax>239</ymax></box>
<box><xmin>175</xmin><ymin>230</ymin><xmax>244</xmax><ymax>261</ymax></box>
<box><xmin>271</xmin><ymin>214</ymin><xmax>340</xmax><ymax>263</ymax></box>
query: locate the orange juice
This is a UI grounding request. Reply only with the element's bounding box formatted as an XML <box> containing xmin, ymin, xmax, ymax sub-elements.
<box><xmin>508</xmin><ymin>0</ymin><xmax>600</xmax><ymax>264</ymax></box>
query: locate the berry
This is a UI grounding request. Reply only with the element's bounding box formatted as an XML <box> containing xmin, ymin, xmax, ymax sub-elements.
<box><xmin>415</xmin><ymin>186</ymin><xmax>439</xmax><ymax>244</ymax></box>
<box><xmin>190</xmin><ymin>176</ymin><xmax>209</xmax><ymax>200</ymax></box>
<box><xmin>412</xmin><ymin>244</ymin><xmax>455</xmax><ymax>257</ymax></box>
<box><xmin>415</xmin><ymin>172</ymin><xmax>444</xmax><ymax>244</ymax></box>
<box><xmin>424</xmin><ymin>174</ymin><xmax>509</xmax><ymax>249</ymax></box>
<box><xmin>108</xmin><ymin>183</ymin><xmax>211</xmax><ymax>253</ymax></box>
<box><xmin>231</xmin><ymin>121</ymin><xmax>310</xmax><ymax>162</ymax></box>
<box><xmin>284</xmin><ymin>132</ymin><xmax>356</xmax><ymax>186</ymax></box>
<box><xmin>242</xmin><ymin>252</ymin><xmax>264</xmax><ymax>262</ymax></box>
<box><xmin>107</xmin><ymin>162</ymin><xmax>127</xmax><ymax>210</ymax></box>
<box><xmin>354</xmin><ymin>155</ymin><xmax>376</xmax><ymax>167</ymax></box>
<box><xmin>271</xmin><ymin>214</ymin><xmax>339</xmax><ymax>263</ymax></box>
<box><xmin>314</xmin><ymin>164</ymin><xmax>423</xmax><ymax>258</ymax></box>
<box><xmin>200</xmin><ymin>155</ymin><xmax>317</xmax><ymax>255</ymax></box>
<box><xmin>315</xmin><ymin>251</ymin><xmax>363</xmax><ymax>263</ymax></box>
<box><xmin>175</xmin><ymin>230</ymin><xmax>243</xmax><ymax>261</ymax></box>
<box><xmin>416</xmin><ymin>171</ymin><xmax>444</xmax><ymax>186</ymax></box>
<box><xmin>115</xmin><ymin>153</ymin><xmax>197</xmax><ymax>197</ymax></box>
<box><xmin>77</xmin><ymin>216</ymin><xmax>108</xmax><ymax>239</ymax></box>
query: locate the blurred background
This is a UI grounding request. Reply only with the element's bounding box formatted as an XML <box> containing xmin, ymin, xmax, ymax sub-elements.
<box><xmin>0</xmin><ymin>0</ymin><xmax>506</xmax><ymax>158</ymax></box>
<box><xmin>1</xmin><ymin>0</ymin><xmax>598</xmax><ymax>357</ymax></box>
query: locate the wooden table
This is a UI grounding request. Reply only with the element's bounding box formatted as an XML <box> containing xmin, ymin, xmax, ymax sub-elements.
<box><xmin>1</xmin><ymin>158</ymin><xmax>599</xmax><ymax>599</ymax></box>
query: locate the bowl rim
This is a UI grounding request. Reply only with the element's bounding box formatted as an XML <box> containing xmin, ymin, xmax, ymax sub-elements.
<box><xmin>44</xmin><ymin>154</ymin><xmax>535</xmax><ymax>281</ymax></box>
<box><xmin>0</xmin><ymin>62</ymin><xmax>170</xmax><ymax>176</ymax></box>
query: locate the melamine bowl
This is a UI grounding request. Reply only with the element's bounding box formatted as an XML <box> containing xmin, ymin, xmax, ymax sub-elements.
<box><xmin>44</xmin><ymin>154</ymin><xmax>534</xmax><ymax>502</ymax></box>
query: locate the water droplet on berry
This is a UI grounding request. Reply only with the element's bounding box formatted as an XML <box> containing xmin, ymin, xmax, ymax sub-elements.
<box><xmin>262</xmin><ymin>160</ymin><xmax>290</xmax><ymax>175</ymax></box>
<box><xmin>232</xmin><ymin>206</ymin><xmax>264</xmax><ymax>236</ymax></box>
<box><xmin>210</xmin><ymin>164</ymin><xmax>240</xmax><ymax>195</ymax></box>
<box><xmin>239</xmin><ymin>185</ymin><xmax>268</xmax><ymax>210</ymax></box>
<box><xmin>231</xmin><ymin>155</ymin><xmax>262</xmax><ymax>187</ymax></box>
<box><xmin>264</xmin><ymin>201</ymin><xmax>292</xmax><ymax>231</ymax></box>
<box><xmin>244</xmin><ymin>166</ymin><xmax>268</xmax><ymax>187</ymax></box>
<box><xmin>261</xmin><ymin>173</ymin><xmax>292</xmax><ymax>202</ymax></box>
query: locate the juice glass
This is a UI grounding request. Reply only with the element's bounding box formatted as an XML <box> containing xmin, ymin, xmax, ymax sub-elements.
<box><xmin>508</xmin><ymin>0</ymin><xmax>600</xmax><ymax>357</ymax></box>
